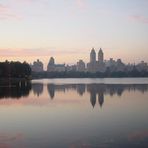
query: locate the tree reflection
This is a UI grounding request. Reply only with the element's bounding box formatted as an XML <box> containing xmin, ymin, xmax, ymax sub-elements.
<box><xmin>0</xmin><ymin>80</ymin><xmax>31</xmax><ymax>99</ymax></box>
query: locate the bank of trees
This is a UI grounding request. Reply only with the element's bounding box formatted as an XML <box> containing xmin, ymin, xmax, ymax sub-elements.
<box><xmin>0</xmin><ymin>61</ymin><xmax>31</xmax><ymax>78</ymax></box>
<box><xmin>32</xmin><ymin>69</ymin><xmax>148</xmax><ymax>79</ymax></box>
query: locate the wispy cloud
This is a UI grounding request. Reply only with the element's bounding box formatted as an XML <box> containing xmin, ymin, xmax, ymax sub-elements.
<box><xmin>0</xmin><ymin>48</ymin><xmax>51</xmax><ymax>57</ymax></box>
<box><xmin>0</xmin><ymin>47</ymin><xmax>87</xmax><ymax>57</ymax></box>
<box><xmin>0</xmin><ymin>3</ymin><xmax>21</xmax><ymax>20</ymax></box>
<box><xmin>129</xmin><ymin>15</ymin><xmax>148</xmax><ymax>24</ymax></box>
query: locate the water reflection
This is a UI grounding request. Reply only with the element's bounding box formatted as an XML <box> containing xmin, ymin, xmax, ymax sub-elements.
<box><xmin>46</xmin><ymin>84</ymin><xmax>148</xmax><ymax>97</ymax></box>
<box><xmin>46</xmin><ymin>83</ymin><xmax>148</xmax><ymax>108</ymax></box>
<box><xmin>0</xmin><ymin>81</ymin><xmax>31</xmax><ymax>99</ymax></box>
<box><xmin>32</xmin><ymin>83</ymin><xmax>43</xmax><ymax>97</ymax></box>
<box><xmin>0</xmin><ymin>82</ymin><xmax>148</xmax><ymax>108</ymax></box>
<box><xmin>0</xmin><ymin>79</ymin><xmax>148</xmax><ymax>147</ymax></box>
<box><xmin>47</xmin><ymin>84</ymin><xmax>55</xmax><ymax>99</ymax></box>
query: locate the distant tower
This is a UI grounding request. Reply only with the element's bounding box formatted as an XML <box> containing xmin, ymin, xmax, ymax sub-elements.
<box><xmin>90</xmin><ymin>48</ymin><xmax>96</xmax><ymax>63</ymax></box>
<box><xmin>49</xmin><ymin>57</ymin><xmax>55</xmax><ymax>65</ymax></box>
<box><xmin>98</xmin><ymin>48</ymin><xmax>104</xmax><ymax>63</ymax></box>
<box><xmin>47</xmin><ymin>57</ymin><xmax>55</xmax><ymax>72</ymax></box>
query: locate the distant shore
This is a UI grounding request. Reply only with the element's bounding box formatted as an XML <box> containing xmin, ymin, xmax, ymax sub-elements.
<box><xmin>31</xmin><ymin>71</ymin><xmax>148</xmax><ymax>79</ymax></box>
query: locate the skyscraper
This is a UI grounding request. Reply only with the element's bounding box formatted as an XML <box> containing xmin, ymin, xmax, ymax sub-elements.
<box><xmin>49</xmin><ymin>57</ymin><xmax>55</xmax><ymax>65</ymax></box>
<box><xmin>98</xmin><ymin>48</ymin><xmax>104</xmax><ymax>63</ymax></box>
<box><xmin>90</xmin><ymin>48</ymin><xmax>96</xmax><ymax>63</ymax></box>
<box><xmin>87</xmin><ymin>48</ymin><xmax>99</xmax><ymax>72</ymax></box>
<box><xmin>47</xmin><ymin>57</ymin><xmax>55</xmax><ymax>72</ymax></box>
<box><xmin>77</xmin><ymin>60</ymin><xmax>85</xmax><ymax>72</ymax></box>
<box><xmin>47</xmin><ymin>57</ymin><xmax>66</xmax><ymax>72</ymax></box>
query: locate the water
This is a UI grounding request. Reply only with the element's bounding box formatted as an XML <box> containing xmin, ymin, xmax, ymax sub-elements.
<box><xmin>0</xmin><ymin>78</ymin><xmax>148</xmax><ymax>148</ymax></box>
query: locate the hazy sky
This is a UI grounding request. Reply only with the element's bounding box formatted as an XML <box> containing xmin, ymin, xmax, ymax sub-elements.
<box><xmin>0</xmin><ymin>0</ymin><xmax>148</xmax><ymax>68</ymax></box>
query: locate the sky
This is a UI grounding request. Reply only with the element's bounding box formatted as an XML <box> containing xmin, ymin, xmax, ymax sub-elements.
<box><xmin>0</xmin><ymin>0</ymin><xmax>148</xmax><ymax>69</ymax></box>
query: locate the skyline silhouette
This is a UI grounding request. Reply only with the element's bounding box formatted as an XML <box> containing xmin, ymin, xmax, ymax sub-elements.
<box><xmin>30</xmin><ymin>48</ymin><xmax>148</xmax><ymax>73</ymax></box>
<box><xmin>0</xmin><ymin>1</ymin><xmax>148</xmax><ymax>147</ymax></box>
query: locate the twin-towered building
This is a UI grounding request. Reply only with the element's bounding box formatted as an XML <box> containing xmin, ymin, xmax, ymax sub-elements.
<box><xmin>30</xmin><ymin>48</ymin><xmax>105</xmax><ymax>73</ymax></box>
<box><xmin>30</xmin><ymin>48</ymin><xmax>148</xmax><ymax>73</ymax></box>
<box><xmin>87</xmin><ymin>48</ymin><xmax>105</xmax><ymax>72</ymax></box>
<box><xmin>46</xmin><ymin>48</ymin><xmax>105</xmax><ymax>73</ymax></box>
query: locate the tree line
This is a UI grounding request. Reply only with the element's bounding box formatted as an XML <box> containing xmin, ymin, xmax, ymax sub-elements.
<box><xmin>32</xmin><ymin>69</ymin><xmax>148</xmax><ymax>79</ymax></box>
<box><xmin>0</xmin><ymin>61</ymin><xmax>31</xmax><ymax>78</ymax></box>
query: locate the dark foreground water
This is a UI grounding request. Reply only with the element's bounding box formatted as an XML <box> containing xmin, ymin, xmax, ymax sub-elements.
<box><xmin>0</xmin><ymin>78</ymin><xmax>148</xmax><ymax>148</ymax></box>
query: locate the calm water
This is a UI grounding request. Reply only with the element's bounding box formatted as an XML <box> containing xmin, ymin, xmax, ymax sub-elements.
<box><xmin>0</xmin><ymin>78</ymin><xmax>148</xmax><ymax>148</ymax></box>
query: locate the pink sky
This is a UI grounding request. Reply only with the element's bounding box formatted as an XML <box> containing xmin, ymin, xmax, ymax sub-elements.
<box><xmin>0</xmin><ymin>0</ymin><xmax>147</xmax><ymax>66</ymax></box>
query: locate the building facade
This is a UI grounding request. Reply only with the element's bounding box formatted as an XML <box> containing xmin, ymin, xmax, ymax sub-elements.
<box><xmin>47</xmin><ymin>57</ymin><xmax>65</xmax><ymax>72</ymax></box>
<box><xmin>30</xmin><ymin>59</ymin><xmax>44</xmax><ymax>72</ymax></box>
<box><xmin>87</xmin><ymin>48</ymin><xmax>105</xmax><ymax>72</ymax></box>
<box><xmin>77</xmin><ymin>60</ymin><xmax>85</xmax><ymax>72</ymax></box>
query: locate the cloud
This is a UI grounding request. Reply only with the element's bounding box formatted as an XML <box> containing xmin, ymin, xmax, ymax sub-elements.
<box><xmin>0</xmin><ymin>47</ymin><xmax>87</xmax><ymax>57</ymax></box>
<box><xmin>129</xmin><ymin>15</ymin><xmax>148</xmax><ymax>24</ymax></box>
<box><xmin>0</xmin><ymin>48</ymin><xmax>51</xmax><ymax>57</ymax></box>
<box><xmin>0</xmin><ymin>3</ymin><xmax>21</xmax><ymax>20</ymax></box>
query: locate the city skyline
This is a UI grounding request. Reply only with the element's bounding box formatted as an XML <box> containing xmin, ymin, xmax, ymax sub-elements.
<box><xmin>30</xmin><ymin>48</ymin><xmax>148</xmax><ymax>72</ymax></box>
<box><xmin>0</xmin><ymin>0</ymin><xmax>148</xmax><ymax>66</ymax></box>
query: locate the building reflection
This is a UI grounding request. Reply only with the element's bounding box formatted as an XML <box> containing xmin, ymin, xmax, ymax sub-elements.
<box><xmin>47</xmin><ymin>84</ymin><xmax>55</xmax><ymax>99</ymax></box>
<box><xmin>46</xmin><ymin>83</ymin><xmax>148</xmax><ymax>108</ymax></box>
<box><xmin>90</xmin><ymin>91</ymin><xmax>96</xmax><ymax>108</ymax></box>
<box><xmin>87</xmin><ymin>84</ymin><xmax>105</xmax><ymax>108</ymax></box>
<box><xmin>76</xmin><ymin>84</ymin><xmax>85</xmax><ymax>96</ymax></box>
<box><xmin>32</xmin><ymin>83</ymin><xmax>43</xmax><ymax>97</ymax></box>
<box><xmin>98</xmin><ymin>92</ymin><xmax>104</xmax><ymax>107</ymax></box>
<box><xmin>0</xmin><ymin>81</ymin><xmax>148</xmax><ymax>108</ymax></box>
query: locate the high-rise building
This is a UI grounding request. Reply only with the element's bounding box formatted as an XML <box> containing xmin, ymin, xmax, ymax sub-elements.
<box><xmin>87</xmin><ymin>48</ymin><xmax>106</xmax><ymax>72</ymax></box>
<box><xmin>77</xmin><ymin>60</ymin><xmax>85</xmax><ymax>72</ymax></box>
<box><xmin>87</xmin><ymin>48</ymin><xmax>98</xmax><ymax>72</ymax></box>
<box><xmin>49</xmin><ymin>57</ymin><xmax>55</xmax><ymax>65</ymax></box>
<box><xmin>90</xmin><ymin>48</ymin><xmax>96</xmax><ymax>63</ymax></box>
<box><xmin>116</xmin><ymin>59</ymin><xmax>125</xmax><ymax>72</ymax></box>
<box><xmin>47</xmin><ymin>57</ymin><xmax>55</xmax><ymax>72</ymax></box>
<box><xmin>47</xmin><ymin>57</ymin><xmax>66</xmax><ymax>72</ymax></box>
<box><xmin>30</xmin><ymin>59</ymin><xmax>44</xmax><ymax>72</ymax></box>
<box><xmin>66</xmin><ymin>65</ymin><xmax>77</xmax><ymax>72</ymax></box>
<box><xmin>98</xmin><ymin>48</ymin><xmax>104</xmax><ymax>63</ymax></box>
